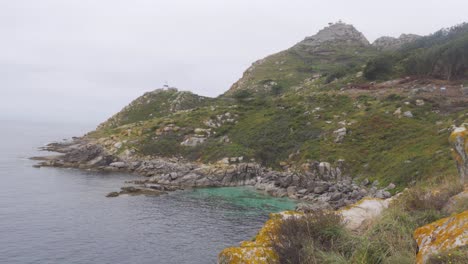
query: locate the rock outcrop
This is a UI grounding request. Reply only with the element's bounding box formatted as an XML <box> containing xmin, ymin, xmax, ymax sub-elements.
<box><xmin>293</xmin><ymin>22</ymin><xmax>370</xmax><ymax>54</ymax></box>
<box><xmin>414</xmin><ymin>210</ymin><xmax>468</xmax><ymax>264</ymax></box>
<box><xmin>372</xmin><ymin>34</ymin><xmax>421</xmax><ymax>50</ymax></box>
<box><xmin>450</xmin><ymin>125</ymin><xmax>468</xmax><ymax>184</ymax></box>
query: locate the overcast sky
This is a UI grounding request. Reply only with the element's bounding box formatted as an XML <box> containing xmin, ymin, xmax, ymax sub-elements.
<box><xmin>1</xmin><ymin>0</ymin><xmax>467</xmax><ymax>125</ymax></box>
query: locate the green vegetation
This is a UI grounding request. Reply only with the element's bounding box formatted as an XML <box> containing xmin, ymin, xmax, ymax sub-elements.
<box><xmin>428</xmin><ymin>246</ymin><xmax>468</xmax><ymax>264</ymax></box>
<box><xmin>364</xmin><ymin>23</ymin><xmax>468</xmax><ymax>80</ymax></box>
<box><xmin>272</xmin><ymin>180</ymin><xmax>466</xmax><ymax>264</ymax></box>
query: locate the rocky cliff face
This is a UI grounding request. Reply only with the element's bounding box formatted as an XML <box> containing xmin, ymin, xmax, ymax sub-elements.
<box><xmin>372</xmin><ymin>34</ymin><xmax>421</xmax><ymax>50</ymax></box>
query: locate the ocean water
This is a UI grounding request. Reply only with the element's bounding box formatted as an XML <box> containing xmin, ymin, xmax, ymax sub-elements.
<box><xmin>0</xmin><ymin>120</ymin><xmax>296</xmax><ymax>264</ymax></box>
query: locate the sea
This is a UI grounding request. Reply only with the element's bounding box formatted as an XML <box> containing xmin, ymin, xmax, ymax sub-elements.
<box><xmin>0</xmin><ymin>120</ymin><xmax>295</xmax><ymax>264</ymax></box>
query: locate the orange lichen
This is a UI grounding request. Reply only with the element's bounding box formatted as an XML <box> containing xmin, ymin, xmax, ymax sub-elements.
<box><xmin>217</xmin><ymin>211</ymin><xmax>301</xmax><ymax>264</ymax></box>
<box><xmin>414</xmin><ymin>210</ymin><xmax>468</xmax><ymax>264</ymax></box>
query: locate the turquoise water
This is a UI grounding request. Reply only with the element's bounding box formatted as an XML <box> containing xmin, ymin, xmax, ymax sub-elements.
<box><xmin>185</xmin><ymin>187</ymin><xmax>296</xmax><ymax>214</ymax></box>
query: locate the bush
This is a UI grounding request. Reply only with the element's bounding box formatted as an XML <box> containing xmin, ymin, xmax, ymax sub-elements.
<box><xmin>271</xmin><ymin>211</ymin><xmax>353</xmax><ymax>264</ymax></box>
<box><xmin>403</xmin><ymin>184</ymin><xmax>463</xmax><ymax>212</ymax></box>
<box><xmin>363</xmin><ymin>53</ymin><xmax>398</xmax><ymax>80</ymax></box>
<box><xmin>232</xmin><ymin>89</ymin><xmax>252</xmax><ymax>101</ymax></box>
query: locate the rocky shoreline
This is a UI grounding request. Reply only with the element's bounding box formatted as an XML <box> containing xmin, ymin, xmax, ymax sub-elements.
<box><xmin>33</xmin><ymin>137</ymin><xmax>394</xmax><ymax>210</ymax></box>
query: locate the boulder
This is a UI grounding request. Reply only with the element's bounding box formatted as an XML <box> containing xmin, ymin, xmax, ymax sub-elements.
<box><xmin>414</xmin><ymin>210</ymin><xmax>468</xmax><ymax>264</ymax></box>
<box><xmin>333</xmin><ymin>127</ymin><xmax>347</xmax><ymax>143</ymax></box>
<box><xmin>450</xmin><ymin>126</ymin><xmax>468</xmax><ymax>184</ymax></box>
<box><xmin>403</xmin><ymin>111</ymin><xmax>413</xmax><ymax>118</ymax></box>
<box><xmin>313</xmin><ymin>184</ymin><xmax>329</xmax><ymax>194</ymax></box>
<box><xmin>110</xmin><ymin>161</ymin><xmax>127</xmax><ymax>169</ymax></box>
<box><xmin>339</xmin><ymin>198</ymin><xmax>391</xmax><ymax>231</ymax></box>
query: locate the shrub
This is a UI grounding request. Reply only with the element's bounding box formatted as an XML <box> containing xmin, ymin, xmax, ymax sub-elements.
<box><xmin>271</xmin><ymin>211</ymin><xmax>353</xmax><ymax>264</ymax></box>
<box><xmin>403</xmin><ymin>184</ymin><xmax>463</xmax><ymax>212</ymax></box>
<box><xmin>232</xmin><ymin>89</ymin><xmax>252</xmax><ymax>101</ymax></box>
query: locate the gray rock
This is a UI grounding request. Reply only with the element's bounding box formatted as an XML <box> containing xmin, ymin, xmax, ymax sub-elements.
<box><xmin>106</xmin><ymin>192</ymin><xmax>119</xmax><ymax>197</ymax></box>
<box><xmin>403</xmin><ymin>111</ymin><xmax>413</xmax><ymax>118</ymax></box>
<box><xmin>333</xmin><ymin>127</ymin><xmax>347</xmax><ymax>143</ymax></box>
<box><xmin>330</xmin><ymin>192</ymin><xmax>342</xmax><ymax>201</ymax></box>
<box><xmin>296</xmin><ymin>201</ymin><xmax>331</xmax><ymax>212</ymax></box>
<box><xmin>287</xmin><ymin>186</ymin><xmax>297</xmax><ymax>197</ymax></box>
<box><xmin>362</xmin><ymin>178</ymin><xmax>370</xmax><ymax>186</ymax></box>
<box><xmin>110</xmin><ymin>162</ymin><xmax>127</xmax><ymax>169</ymax></box>
<box><xmin>313</xmin><ymin>185</ymin><xmax>329</xmax><ymax>194</ymax></box>
<box><xmin>386</xmin><ymin>183</ymin><xmax>396</xmax><ymax>190</ymax></box>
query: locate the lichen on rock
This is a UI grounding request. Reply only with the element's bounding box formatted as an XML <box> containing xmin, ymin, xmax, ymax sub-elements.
<box><xmin>449</xmin><ymin>125</ymin><xmax>468</xmax><ymax>184</ymax></box>
<box><xmin>218</xmin><ymin>212</ymin><xmax>301</xmax><ymax>264</ymax></box>
<box><xmin>414</xmin><ymin>210</ymin><xmax>468</xmax><ymax>264</ymax></box>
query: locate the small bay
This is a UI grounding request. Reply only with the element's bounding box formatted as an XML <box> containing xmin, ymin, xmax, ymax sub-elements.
<box><xmin>0</xmin><ymin>120</ymin><xmax>296</xmax><ymax>264</ymax></box>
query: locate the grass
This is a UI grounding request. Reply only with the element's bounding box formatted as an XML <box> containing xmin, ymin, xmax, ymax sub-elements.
<box><xmin>270</xmin><ymin>179</ymin><xmax>465</xmax><ymax>264</ymax></box>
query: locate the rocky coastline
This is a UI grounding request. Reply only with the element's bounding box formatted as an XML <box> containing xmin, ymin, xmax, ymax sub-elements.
<box><xmin>33</xmin><ymin>137</ymin><xmax>394</xmax><ymax>210</ymax></box>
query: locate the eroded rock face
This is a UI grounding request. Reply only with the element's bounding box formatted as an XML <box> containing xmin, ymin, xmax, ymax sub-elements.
<box><xmin>449</xmin><ymin>126</ymin><xmax>468</xmax><ymax>184</ymax></box>
<box><xmin>414</xmin><ymin>210</ymin><xmax>468</xmax><ymax>264</ymax></box>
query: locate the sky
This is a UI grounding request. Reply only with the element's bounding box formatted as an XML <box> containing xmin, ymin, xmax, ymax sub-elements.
<box><xmin>1</xmin><ymin>0</ymin><xmax>468</xmax><ymax>125</ymax></box>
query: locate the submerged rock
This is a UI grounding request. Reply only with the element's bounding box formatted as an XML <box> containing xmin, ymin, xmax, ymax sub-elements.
<box><xmin>106</xmin><ymin>186</ymin><xmax>167</xmax><ymax>198</ymax></box>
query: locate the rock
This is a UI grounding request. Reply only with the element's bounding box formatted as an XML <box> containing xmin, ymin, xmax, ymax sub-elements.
<box><xmin>117</xmin><ymin>186</ymin><xmax>167</xmax><ymax>196</ymax></box>
<box><xmin>414</xmin><ymin>210</ymin><xmax>468</xmax><ymax>264</ymax></box>
<box><xmin>313</xmin><ymin>184</ymin><xmax>329</xmax><ymax>194</ymax></box>
<box><xmin>110</xmin><ymin>161</ymin><xmax>127</xmax><ymax>169</ymax></box>
<box><xmin>372</xmin><ymin>180</ymin><xmax>379</xmax><ymax>187</ymax></box>
<box><xmin>339</xmin><ymin>198</ymin><xmax>391</xmax><ymax>231</ymax></box>
<box><xmin>403</xmin><ymin>111</ymin><xmax>413</xmax><ymax>118</ymax></box>
<box><xmin>449</xmin><ymin>126</ymin><xmax>468</xmax><ymax>184</ymax></box>
<box><xmin>114</xmin><ymin>142</ymin><xmax>123</xmax><ymax>149</ymax></box>
<box><xmin>330</xmin><ymin>192</ymin><xmax>343</xmax><ymax>201</ymax></box>
<box><xmin>372</xmin><ymin>34</ymin><xmax>421</xmax><ymax>50</ymax></box>
<box><xmin>296</xmin><ymin>201</ymin><xmax>331</xmax><ymax>212</ymax></box>
<box><xmin>180</xmin><ymin>136</ymin><xmax>206</xmax><ymax>147</ymax></box>
<box><xmin>416</xmin><ymin>99</ymin><xmax>425</xmax><ymax>106</ymax></box>
<box><xmin>375</xmin><ymin>190</ymin><xmax>391</xmax><ymax>199</ymax></box>
<box><xmin>333</xmin><ymin>127</ymin><xmax>347</xmax><ymax>143</ymax></box>
<box><xmin>294</xmin><ymin>22</ymin><xmax>370</xmax><ymax>52</ymax></box>
<box><xmin>362</xmin><ymin>178</ymin><xmax>370</xmax><ymax>186</ymax></box>
<box><xmin>442</xmin><ymin>190</ymin><xmax>468</xmax><ymax>214</ymax></box>
<box><xmin>106</xmin><ymin>192</ymin><xmax>119</xmax><ymax>197</ymax></box>
<box><xmin>386</xmin><ymin>183</ymin><xmax>396</xmax><ymax>190</ymax></box>
<box><xmin>144</xmin><ymin>183</ymin><xmax>164</xmax><ymax>190</ymax></box>
<box><xmin>286</xmin><ymin>186</ymin><xmax>297</xmax><ymax>197</ymax></box>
